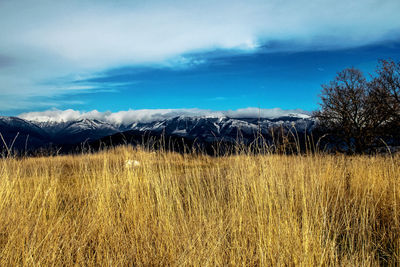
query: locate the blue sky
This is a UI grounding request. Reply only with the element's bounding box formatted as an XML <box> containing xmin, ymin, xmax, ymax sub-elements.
<box><xmin>65</xmin><ymin>42</ymin><xmax>400</xmax><ymax>112</ymax></box>
<box><xmin>1</xmin><ymin>0</ymin><xmax>400</xmax><ymax>116</ymax></box>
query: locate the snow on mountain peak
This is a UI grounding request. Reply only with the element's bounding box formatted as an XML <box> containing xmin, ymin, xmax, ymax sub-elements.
<box><xmin>18</xmin><ymin>108</ymin><xmax>311</xmax><ymax>125</ymax></box>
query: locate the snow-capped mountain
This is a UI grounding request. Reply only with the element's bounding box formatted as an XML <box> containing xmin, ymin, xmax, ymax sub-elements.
<box><xmin>0</xmin><ymin>116</ymin><xmax>50</xmax><ymax>150</ymax></box>
<box><xmin>0</xmin><ymin>114</ymin><xmax>315</xmax><ymax>153</ymax></box>
<box><xmin>35</xmin><ymin>118</ymin><xmax>121</xmax><ymax>144</ymax></box>
<box><xmin>122</xmin><ymin>115</ymin><xmax>314</xmax><ymax>143</ymax></box>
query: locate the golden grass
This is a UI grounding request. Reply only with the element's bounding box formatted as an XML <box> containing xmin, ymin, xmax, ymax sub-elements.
<box><xmin>0</xmin><ymin>146</ymin><xmax>399</xmax><ymax>266</ymax></box>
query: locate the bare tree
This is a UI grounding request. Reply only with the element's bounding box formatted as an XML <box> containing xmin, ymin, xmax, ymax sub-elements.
<box><xmin>314</xmin><ymin>68</ymin><xmax>379</xmax><ymax>153</ymax></box>
<box><xmin>370</xmin><ymin>59</ymin><xmax>400</xmax><ymax>136</ymax></box>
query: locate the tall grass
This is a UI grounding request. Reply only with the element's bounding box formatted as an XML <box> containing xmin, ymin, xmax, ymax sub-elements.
<box><xmin>0</xmin><ymin>146</ymin><xmax>399</xmax><ymax>265</ymax></box>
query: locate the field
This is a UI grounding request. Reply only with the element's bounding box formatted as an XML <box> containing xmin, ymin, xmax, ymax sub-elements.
<box><xmin>0</xmin><ymin>146</ymin><xmax>399</xmax><ymax>266</ymax></box>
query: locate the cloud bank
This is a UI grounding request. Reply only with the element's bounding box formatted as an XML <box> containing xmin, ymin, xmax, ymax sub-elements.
<box><xmin>2</xmin><ymin>0</ymin><xmax>399</xmax><ymax>68</ymax></box>
<box><xmin>18</xmin><ymin>108</ymin><xmax>310</xmax><ymax>125</ymax></box>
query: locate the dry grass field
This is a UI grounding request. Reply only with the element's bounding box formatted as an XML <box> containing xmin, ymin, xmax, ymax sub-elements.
<box><xmin>0</xmin><ymin>146</ymin><xmax>399</xmax><ymax>266</ymax></box>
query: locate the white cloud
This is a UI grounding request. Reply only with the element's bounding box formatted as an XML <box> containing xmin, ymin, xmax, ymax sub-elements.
<box><xmin>224</xmin><ymin>108</ymin><xmax>309</xmax><ymax>119</ymax></box>
<box><xmin>18</xmin><ymin>108</ymin><xmax>310</xmax><ymax>124</ymax></box>
<box><xmin>2</xmin><ymin>0</ymin><xmax>399</xmax><ymax>69</ymax></box>
<box><xmin>1</xmin><ymin>0</ymin><xmax>399</xmax><ymax>109</ymax></box>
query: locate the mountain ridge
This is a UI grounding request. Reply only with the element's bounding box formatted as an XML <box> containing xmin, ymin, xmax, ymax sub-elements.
<box><xmin>0</xmin><ymin>114</ymin><xmax>315</xmax><ymax>153</ymax></box>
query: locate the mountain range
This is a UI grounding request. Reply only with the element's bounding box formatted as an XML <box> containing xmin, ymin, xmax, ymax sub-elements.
<box><xmin>0</xmin><ymin>114</ymin><xmax>315</xmax><ymax>154</ymax></box>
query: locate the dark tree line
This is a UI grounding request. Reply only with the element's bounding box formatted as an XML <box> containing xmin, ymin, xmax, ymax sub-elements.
<box><xmin>314</xmin><ymin>59</ymin><xmax>400</xmax><ymax>154</ymax></box>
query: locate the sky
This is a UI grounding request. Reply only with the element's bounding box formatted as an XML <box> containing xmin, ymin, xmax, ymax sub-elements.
<box><xmin>1</xmin><ymin>0</ymin><xmax>400</xmax><ymax>117</ymax></box>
